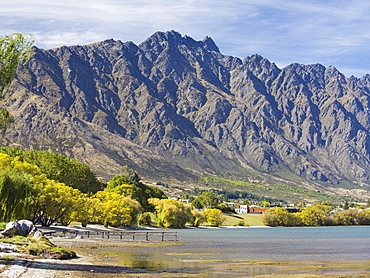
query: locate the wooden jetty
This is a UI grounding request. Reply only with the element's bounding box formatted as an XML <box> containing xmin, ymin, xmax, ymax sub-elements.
<box><xmin>60</xmin><ymin>230</ymin><xmax>178</xmax><ymax>241</ymax></box>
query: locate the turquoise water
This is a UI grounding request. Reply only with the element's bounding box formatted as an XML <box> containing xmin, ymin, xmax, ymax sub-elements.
<box><xmin>105</xmin><ymin>226</ymin><xmax>370</xmax><ymax>277</ymax></box>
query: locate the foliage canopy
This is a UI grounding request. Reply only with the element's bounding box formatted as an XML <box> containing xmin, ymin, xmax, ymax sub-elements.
<box><xmin>0</xmin><ymin>33</ymin><xmax>34</xmax><ymax>94</ymax></box>
<box><xmin>263</xmin><ymin>204</ymin><xmax>370</xmax><ymax>227</ymax></box>
<box><xmin>149</xmin><ymin>198</ymin><xmax>192</xmax><ymax>228</ymax></box>
<box><xmin>0</xmin><ymin>147</ymin><xmax>104</xmax><ymax>193</ymax></box>
<box><xmin>107</xmin><ymin>171</ymin><xmax>166</xmax><ymax>211</ymax></box>
<box><xmin>0</xmin><ymin>33</ymin><xmax>34</xmax><ymax>137</ymax></box>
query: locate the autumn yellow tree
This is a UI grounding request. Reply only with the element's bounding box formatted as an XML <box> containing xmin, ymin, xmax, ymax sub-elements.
<box><xmin>70</xmin><ymin>195</ymin><xmax>102</xmax><ymax>227</ymax></box>
<box><xmin>93</xmin><ymin>191</ymin><xmax>142</xmax><ymax>227</ymax></box>
<box><xmin>149</xmin><ymin>198</ymin><xmax>192</xmax><ymax>228</ymax></box>
<box><xmin>32</xmin><ymin>180</ymin><xmax>84</xmax><ymax>226</ymax></box>
<box><xmin>203</xmin><ymin>208</ymin><xmax>225</xmax><ymax>227</ymax></box>
<box><xmin>299</xmin><ymin>204</ymin><xmax>332</xmax><ymax>226</ymax></box>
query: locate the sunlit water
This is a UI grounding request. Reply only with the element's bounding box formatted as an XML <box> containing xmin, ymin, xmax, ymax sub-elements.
<box><xmin>102</xmin><ymin>226</ymin><xmax>370</xmax><ymax>277</ymax></box>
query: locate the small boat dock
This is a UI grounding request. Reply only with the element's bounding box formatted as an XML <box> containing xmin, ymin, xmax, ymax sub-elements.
<box><xmin>39</xmin><ymin>226</ymin><xmax>177</xmax><ymax>241</ymax></box>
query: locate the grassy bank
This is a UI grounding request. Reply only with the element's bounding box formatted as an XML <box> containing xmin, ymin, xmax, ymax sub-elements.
<box><xmin>0</xmin><ymin>235</ymin><xmax>76</xmax><ymax>259</ymax></box>
<box><xmin>223</xmin><ymin>213</ymin><xmax>264</xmax><ymax>226</ymax></box>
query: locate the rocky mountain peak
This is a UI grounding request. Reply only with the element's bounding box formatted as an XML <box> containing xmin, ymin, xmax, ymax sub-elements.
<box><xmin>202</xmin><ymin>36</ymin><xmax>220</xmax><ymax>52</ymax></box>
<box><xmin>2</xmin><ymin>31</ymin><xmax>370</xmax><ymax>200</ymax></box>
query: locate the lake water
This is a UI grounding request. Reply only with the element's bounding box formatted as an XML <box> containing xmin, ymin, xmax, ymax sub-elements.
<box><xmin>104</xmin><ymin>226</ymin><xmax>370</xmax><ymax>277</ymax></box>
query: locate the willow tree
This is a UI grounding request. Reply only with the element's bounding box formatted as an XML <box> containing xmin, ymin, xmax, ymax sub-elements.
<box><xmin>0</xmin><ymin>172</ymin><xmax>35</xmax><ymax>221</ymax></box>
<box><xmin>0</xmin><ymin>33</ymin><xmax>34</xmax><ymax>136</ymax></box>
<box><xmin>149</xmin><ymin>198</ymin><xmax>192</xmax><ymax>228</ymax></box>
<box><xmin>0</xmin><ymin>153</ymin><xmax>39</xmax><ymax>221</ymax></box>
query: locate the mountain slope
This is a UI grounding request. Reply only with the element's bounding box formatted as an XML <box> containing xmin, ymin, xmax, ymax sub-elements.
<box><xmin>2</xmin><ymin>30</ymin><xmax>370</xmax><ymax>199</ymax></box>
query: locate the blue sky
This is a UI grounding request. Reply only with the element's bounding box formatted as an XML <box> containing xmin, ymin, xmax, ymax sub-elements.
<box><xmin>2</xmin><ymin>0</ymin><xmax>370</xmax><ymax>77</ymax></box>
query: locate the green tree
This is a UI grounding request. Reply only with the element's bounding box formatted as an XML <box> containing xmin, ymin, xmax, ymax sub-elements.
<box><xmin>203</xmin><ymin>208</ymin><xmax>225</xmax><ymax>227</ymax></box>
<box><xmin>107</xmin><ymin>173</ymin><xmax>166</xmax><ymax>211</ymax></box>
<box><xmin>0</xmin><ymin>33</ymin><xmax>34</xmax><ymax>136</ymax></box>
<box><xmin>120</xmin><ymin>166</ymin><xmax>141</xmax><ymax>185</ymax></box>
<box><xmin>0</xmin><ymin>33</ymin><xmax>34</xmax><ymax>93</ymax></box>
<box><xmin>0</xmin><ymin>147</ymin><xmax>104</xmax><ymax>193</ymax></box>
<box><xmin>259</xmin><ymin>200</ymin><xmax>271</xmax><ymax>208</ymax></box>
<box><xmin>0</xmin><ymin>153</ymin><xmax>39</xmax><ymax>221</ymax></box>
<box><xmin>217</xmin><ymin>202</ymin><xmax>234</xmax><ymax>213</ymax></box>
<box><xmin>0</xmin><ymin>171</ymin><xmax>35</xmax><ymax>221</ymax></box>
<box><xmin>192</xmin><ymin>192</ymin><xmax>219</xmax><ymax>209</ymax></box>
<box><xmin>149</xmin><ymin>198</ymin><xmax>192</xmax><ymax>228</ymax></box>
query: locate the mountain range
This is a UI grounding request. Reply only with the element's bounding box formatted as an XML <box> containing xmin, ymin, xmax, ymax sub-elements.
<box><xmin>2</xmin><ymin>30</ymin><xmax>370</xmax><ymax>200</ymax></box>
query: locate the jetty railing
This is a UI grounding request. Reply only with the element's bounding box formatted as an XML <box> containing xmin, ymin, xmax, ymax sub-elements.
<box><xmin>61</xmin><ymin>230</ymin><xmax>178</xmax><ymax>241</ymax></box>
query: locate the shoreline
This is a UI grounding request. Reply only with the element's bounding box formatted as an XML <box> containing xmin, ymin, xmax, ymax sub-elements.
<box><xmin>0</xmin><ymin>238</ymin><xmax>174</xmax><ymax>278</ymax></box>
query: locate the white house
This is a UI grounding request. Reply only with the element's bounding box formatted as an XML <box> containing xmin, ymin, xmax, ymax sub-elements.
<box><xmin>235</xmin><ymin>205</ymin><xmax>248</xmax><ymax>214</ymax></box>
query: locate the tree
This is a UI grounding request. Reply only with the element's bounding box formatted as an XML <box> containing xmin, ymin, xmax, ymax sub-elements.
<box><xmin>120</xmin><ymin>166</ymin><xmax>141</xmax><ymax>185</ymax></box>
<box><xmin>31</xmin><ymin>180</ymin><xmax>84</xmax><ymax>226</ymax></box>
<box><xmin>259</xmin><ymin>200</ymin><xmax>271</xmax><ymax>208</ymax></box>
<box><xmin>330</xmin><ymin>209</ymin><xmax>370</xmax><ymax>226</ymax></box>
<box><xmin>263</xmin><ymin>207</ymin><xmax>301</xmax><ymax>227</ymax></box>
<box><xmin>70</xmin><ymin>196</ymin><xmax>102</xmax><ymax>227</ymax></box>
<box><xmin>0</xmin><ymin>147</ymin><xmax>104</xmax><ymax>193</ymax></box>
<box><xmin>107</xmin><ymin>172</ymin><xmax>167</xmax><ymax>211</ymax></box>
<box><xmin>0</xmin><ymin>153</ymin><xmax>39</xmax><ymax>221</ymax></box>
<box><xmin>321</xmin><ymin>201</ymin><xmax>334</xmax><ymax>207</ymax></box>
<box><xmin>356</xmin><ymin>209</ymin><xmax>370</xmax><ymax>225</ymax></box>
<box><xmin>331</xmin><ymin>209</ymin><xmax>358</xmax><ymax>226</ymax></box>
<box><xmin>192</xmin><ymin>192</ymin><xmax>219</xmax><ymax>209</ymax></box>
<box><xmin>149</xmin><ymin>198</ymin><xmax>192</xmax><ymax>228</ymax></box>
<box><xmin>299</xmin><ymin>204</ymin><xmax>332</xmax><ymax>226</ymax></box>
<box><xmin>203</xmin><ymin>208</ymin><xmax>225</xmax><ymax>227</ymax></box>
<box><xmin>190</xmin><ymin>209</ymin><xmax>205</xmax><ymax>227</ymax></box>
<box><xmin>93</xmin><ymin>191</ymin><xmax>142</xmax><ymax>227</ymax></box>
<box><xmin>0</xmin><ymin>171</ymin><xmax>35</xmax><ymax>221</ymax></box>
<box><xmin>0</xmin><ymin>33</ymin><xmax>34</xmax><ymax>136</ymax></box>
<box><xmin>138</xmin><ymin>212</ymin><xmax>152</xmax><ymax>226</ymax></box>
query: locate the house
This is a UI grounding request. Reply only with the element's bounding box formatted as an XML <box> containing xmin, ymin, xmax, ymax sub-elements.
<box><xmin>235</xmin><ymin>205</ymin><xmax>249</xmax><ymax>214</ymax></box>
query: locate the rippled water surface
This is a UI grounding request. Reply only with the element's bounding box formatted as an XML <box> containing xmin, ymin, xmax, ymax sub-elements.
<box><xmin>103</xmin><ymin>226</ymin><xmax>370</xmax><ymax>277</ymax></box>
